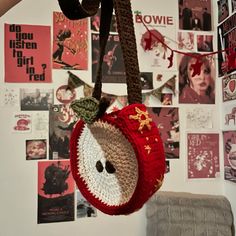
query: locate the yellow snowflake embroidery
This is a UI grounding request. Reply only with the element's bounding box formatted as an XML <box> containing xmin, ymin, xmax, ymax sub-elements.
<box><xmin>129</xmin><ymin>107</ymin><xmax>152</xmax><ymax>132</ymax></box>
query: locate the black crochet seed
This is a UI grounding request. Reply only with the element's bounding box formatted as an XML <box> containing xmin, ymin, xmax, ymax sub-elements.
<box><xmin>95</xmin><ymin>160</ymin><xmax>116</xmax><ymax>174</ymax></box>
<box><xmin>105</xmin><ymin>161</ymin><xmax>116</xmax><ymax>174</ymax></box>
<box><xmin>96</xmin><ymin>160</ymin><xmax>104</xmax><ymax>173</ymax></box>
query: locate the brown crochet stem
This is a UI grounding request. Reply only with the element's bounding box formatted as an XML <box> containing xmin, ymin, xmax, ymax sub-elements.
<box><xmin>57</xmin><ymin>0</ymin><xmax>142</xmax><ymax>104</ymax></box>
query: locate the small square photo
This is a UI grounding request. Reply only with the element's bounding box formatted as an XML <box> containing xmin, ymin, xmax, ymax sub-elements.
<box><xmin>26</xmin><ymin>139</ymin><xmax>47</xmax><ymax>160</ymax></box>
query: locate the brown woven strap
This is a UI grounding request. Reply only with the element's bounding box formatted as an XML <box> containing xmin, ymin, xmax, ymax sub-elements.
<box><xmin>113</xmin><ymin>0</ymin><xmax>142</xmax><ymax>104</ymax></box>
<box><xmin>57</xmin><ymin>0</ymin><xmax>142</xmax><ymax>104</ymax></box>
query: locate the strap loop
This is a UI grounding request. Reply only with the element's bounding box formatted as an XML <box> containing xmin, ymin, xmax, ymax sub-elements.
<box><xmin>58</xmin><ymin>0</ymin><xmax>100</xmax><ymax>19</ymax></box>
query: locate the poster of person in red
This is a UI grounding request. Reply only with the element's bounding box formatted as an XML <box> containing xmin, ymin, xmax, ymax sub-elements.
<box><xmin>38</xmin><ymin>160</ymin><xmax>75</xmax><ymax>223</ymax></box>
<box><xmin>92</xmin><ymin>33</ymin><xmax>126</xmax><ymax>83</ymax></box>
<box><xmin>187</xmin><ymin>133</ymin><xmax>220</xmax><ymax>179</ymax></box>
<box><xmin>53</xmin><ymin>12</ymin><xmax>88</xmax><ymax>70</ymax></box>
<box><xmin>4</xmin><ymin>23</ymin><xmax>51</xmax><ymax>83</ymax></box>
<box><xmin>223</xmin><ymin>131</ymin><xmax>236</xmax><ymax>183</ymax></box>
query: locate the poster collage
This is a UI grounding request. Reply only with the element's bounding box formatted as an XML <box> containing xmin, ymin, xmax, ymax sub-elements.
<box><xmin>217</xmin><ymin>0</ymin><xmax>236</xmax><ymax>184</ymax></box>
<box><xmin>1</xmin><ymin>0</ymin><xmax>236</xmax><ymax>224</ymax></box>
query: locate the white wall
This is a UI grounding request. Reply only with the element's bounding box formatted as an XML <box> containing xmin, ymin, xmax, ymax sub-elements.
<box><xmin>0</xmin><ymin>0</ymin><xmax>235</xmax><ymax>235</ymax></box>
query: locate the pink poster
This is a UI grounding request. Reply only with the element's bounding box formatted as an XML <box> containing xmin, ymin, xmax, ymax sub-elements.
<box><xmin>38</xmin><ymin>160</ymin><xmax>75</xmax><ymax>223</ymax></box>
<box><xmin>4</xmin><ymin>24</ymin><xmax>51</xmax><ymax>83</ymax></box>
<box><xmin>53</xmin><ymin>12</ymin><xmax>88</xmax><ymax>70</ymax></box>
<box><xmin>187</xmin><ymin>133</ymin><xmax>219</xmax><ymax>179</ymax></box>
<box><xmin>147</xmin><ymin>107</ymin><xmax>180</xmax><ymax>159</ymax></box>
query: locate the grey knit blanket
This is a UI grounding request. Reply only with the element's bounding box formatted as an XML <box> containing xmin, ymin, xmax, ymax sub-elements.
<box><xmin>146</xmin><ymin>191</ymin><xmax>235</xmax><ymax>236</ymax></box>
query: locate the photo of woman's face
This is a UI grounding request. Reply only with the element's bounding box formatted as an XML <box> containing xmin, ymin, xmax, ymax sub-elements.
<box><xmin>187</xmin><ymin>59</ymin><xmax>211</xmax><ymax>95</ymax></box>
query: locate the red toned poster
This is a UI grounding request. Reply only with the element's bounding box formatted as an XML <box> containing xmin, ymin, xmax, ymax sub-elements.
<box><xmin>134</xmin><ymin>12</ymin><xmax>177</xmax><ymax>72</ymax></box>
<box><xmin>38</xmin><ymin>160</ymin><xmax>75</xmax><ymax>223</ymax></box>
<box><xmin>11</xmin><ymin>112</ymin><xmax>32</xmax><ymax>133</ymax></box>
<box><xmin>223</xmin><ymin>131</ymin><xmax>236</xmax><ymax>183</ymax></box>
<box><xmin>217</xmin><ymin>13</ymin><xmax>236</xmax><ymax>77</ymax></box>
<box><xmin>222</xmin><ymin>73</ymin><xmax>236</xmax><ymax>102</ymax></box>
<box><xmin>4</xmin><ymin>24</ymin><xmax>51</xmax><ymax>83</ymax></box>
<box><xmin>187</xmin><ymin>133</ymin><xmax>220</xmax><ymax>179</ymax></box>
<box><xmin>147</xmin><ymin>107</ymin><xmax>179</xmax><ymax>159</ymax></box>
<box><xmin>92</xmin><ymin>33</ymin><xmax>125</xmax><ymax>83</ymax></box>
<box><xmin>53</xmin><ymin>12</ymin><xmax>88</xmax><ymax>70</ymax></box>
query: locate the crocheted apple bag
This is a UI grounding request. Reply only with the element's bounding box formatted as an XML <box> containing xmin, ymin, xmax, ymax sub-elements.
<box><xmin>58</xmin><ymin>0</ymin><xmax>166</xmax><ymax>215</ymax></box>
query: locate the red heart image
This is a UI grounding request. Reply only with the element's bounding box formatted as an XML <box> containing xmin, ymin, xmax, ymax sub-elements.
<box><xmin>229</xmin><ymin>80</ymin><xmax>236</xmax><ymax>93</ymax></box>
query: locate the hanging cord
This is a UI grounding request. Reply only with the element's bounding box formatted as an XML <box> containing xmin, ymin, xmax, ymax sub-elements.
<box><xmin>112</xmin><ymin>0</ymin><xmax>142</xmax><ymax>104</ymax></box>
<box><xmin>92</xmin><ymin>0</ymin><xmax>114</xmax><ymax>101</ymax></box>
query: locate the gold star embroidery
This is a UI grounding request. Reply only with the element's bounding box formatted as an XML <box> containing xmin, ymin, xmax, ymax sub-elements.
<box><xmin>154</xmin><ymin>175</ymin><xmax>164</xmax><ymax>191</ymax></box>
<box><xmin>129</xmin><ymin>107</ymin><xmax>152</xmax><ymax>132</ymax></box>
<box><xmin>144</xmin><ymin>145</ymin><xmax>151</xmax><ymax>154</ymax></box>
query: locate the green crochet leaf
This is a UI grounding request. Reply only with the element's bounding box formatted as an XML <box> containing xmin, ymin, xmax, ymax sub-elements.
<box><xmin>70</xmin><ymin>97</ymin><xmax>99</xmax><ymax>124</ymax></box>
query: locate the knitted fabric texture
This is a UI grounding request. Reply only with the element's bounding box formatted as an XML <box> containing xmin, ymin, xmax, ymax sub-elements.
<box><xmin>70</xmin><ymin>104</ymin><xmax>166</xmax><ymax>215</ymax></box>
<box><xmin>70</xmin><ymin>97</ymin><xmax>99</xmax><ymax>124</ymax></box>
<box><xmin>146</xmin><ymin>191</ymin><xmax>235</xmax><ymax>236</ymax></box>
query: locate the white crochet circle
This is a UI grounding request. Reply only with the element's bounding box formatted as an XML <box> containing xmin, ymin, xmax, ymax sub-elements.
<box><xmin>77</xmin><ymin>121</ymin><xmax>138</xmax><ymax>206</ymax></box>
